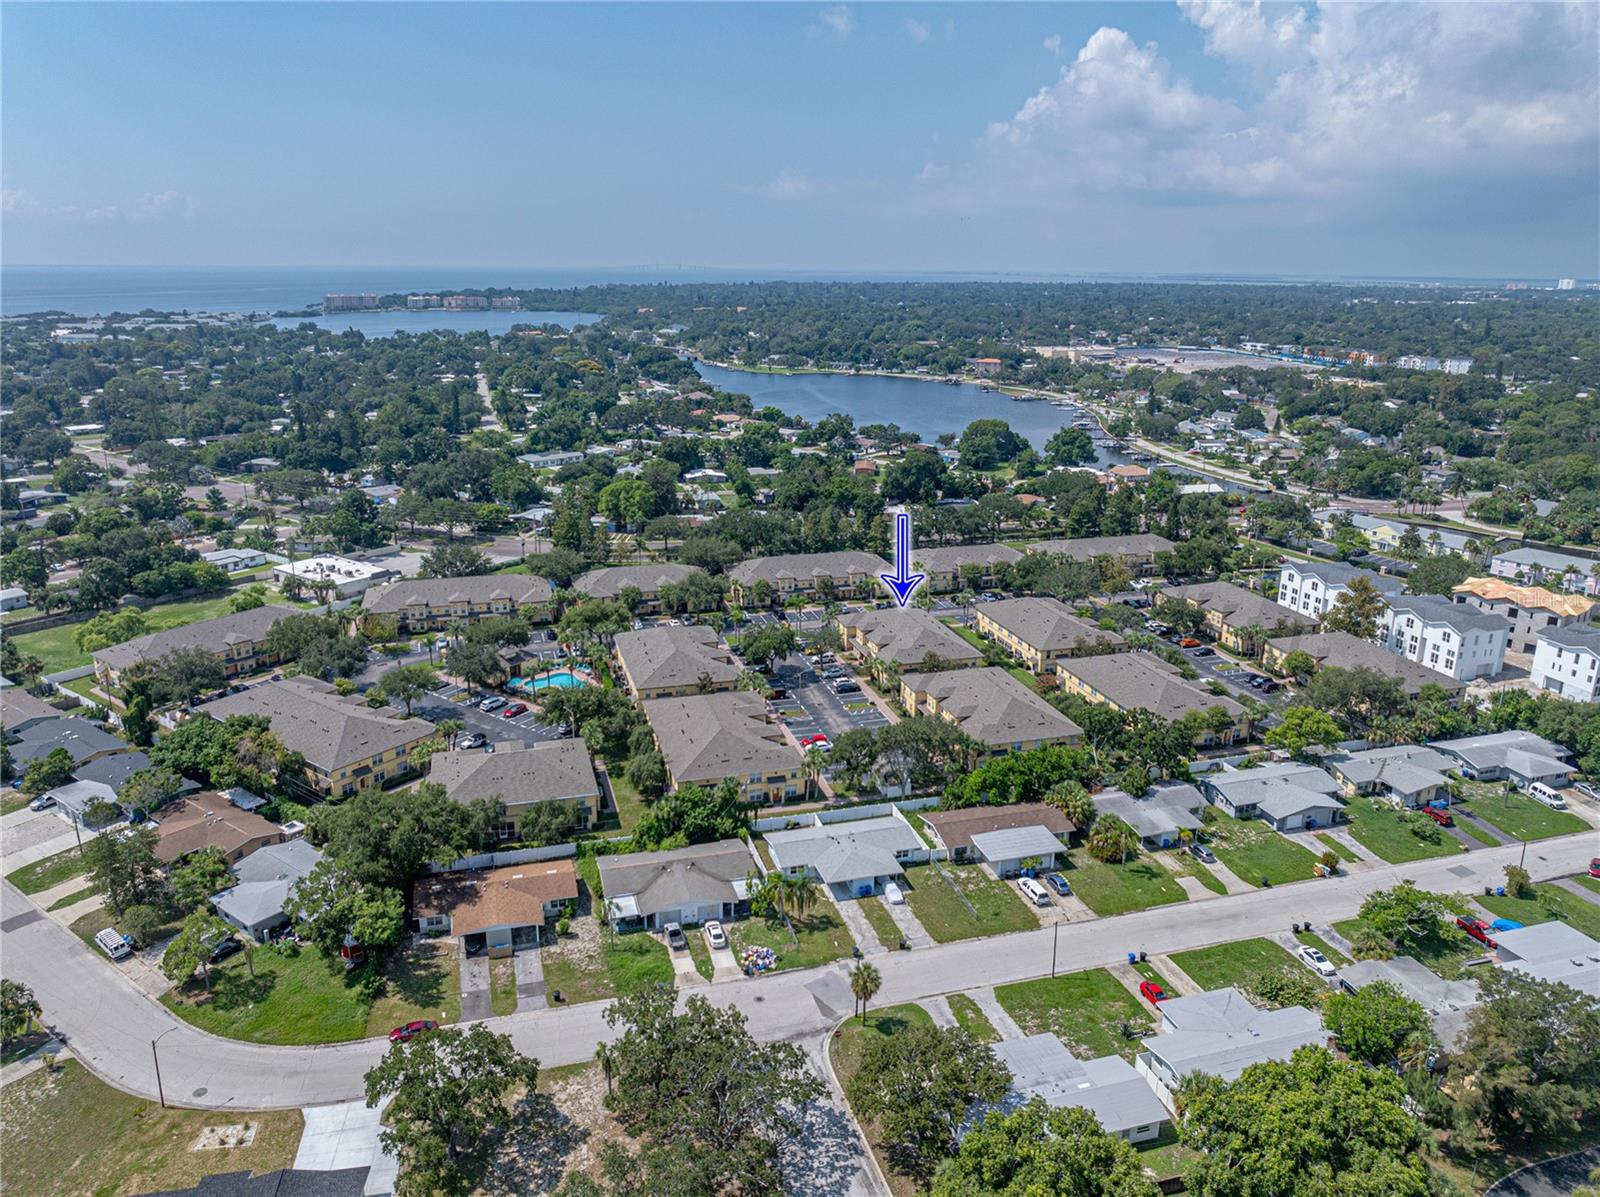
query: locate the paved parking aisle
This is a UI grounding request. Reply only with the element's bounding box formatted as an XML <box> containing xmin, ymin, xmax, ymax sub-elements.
<box><xmin>459</xmin><ymin>953</ymin><xmax>491</xmax><ymax>1021</ymax></box>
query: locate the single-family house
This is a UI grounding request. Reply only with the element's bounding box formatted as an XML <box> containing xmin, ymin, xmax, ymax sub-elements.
<box><xmin>428</xmin><ymin>739</ymin><xmax>602</xmax><ymax>835</ymax></box>
<box><xmin>1091</xmin><ymin>784</ymin><xmax>1206</xmax><ymax>849</ymax></box>
<box><xmin>1323</xmin><ymin>745</ymin><xmax>1456</xmax><ymax>808</ymax></box>
<box><xmin>596</xmin><ymin>838</ymin><xmax>756</xmax><ymax>932</ymax></box>
<box><xmin>413</xmin><ymin>860</ymin><xmax>578</xmax><ymax>956</ymax></box>
<box><xmin>976</xmin><ymin>1034</ymin><xmax>1171</xmax><ymax>1143</ymax></box>
<box><xmin>1491</xmin><ymin>923</ymin><xmax>1600</xmax><ymax>997</ymax></box>
<box><xmin>613</xmin><ymin>625</ymin><xmax>741</xmax><ymax>700</ymax></box>
<box><xmin>201</xmin><ymin>548</ymin><xmax>269</xmax><ymax>573</ymax></box>
<box><xmin>1137</xmin><ymin>988</ymin><xmax>1327</xmax><ymax>1110</ymax></box>
<box><xmin>1337</xmin><ymin>957</ymin><xmax>1479</xmax><ymax>1050</ymax></box>
<box><xmin>211</xmin><ymin>839</ymin><xmax>326</xmax><ymax>940</ymax></box>
<box><xmin>0</xmin><ymin>587</ymin><xmax>30</xmax><ymax>612</ymax></box>
<box><xmin>1203</xmin><ymin>763</ymin><xmax>1345</xmax><ymax>831</ymax></box>
<box><xmin>151</xmin><ymin>790</ymin><xmax>285</xmax><ymax>866</ymax></box>
<box><xmin>898</xmin><ymin>667</ymin><xmax>1082</xmax><ymax>758</ymax></box>
<box><xmin>7</xmin><ymin>716</ymin><xmax>127</xmax><ymax>770</ymax></box>
<box><xmin>516</xmin><ymin>450</ymin><xmax>586</xmax><ymax>470</ymax></box>
<box><xmin>920</xmin><ymin>803</ymin><xmax>1077</xmax><ymax>863</ymax></box>
<box><xmin>974</xmin><ymin>597</ymin><xmax>1125</xmax><ymax>672</ymax></box>
<box><xmin>0</xmin><ymin>688</ymin><xmax>64</xmax><ymax>735</ymax></box>
<box><xmin>764</xmin><ymin>809</ymin><xmax>926</xmax><ymax>899</ymax></box>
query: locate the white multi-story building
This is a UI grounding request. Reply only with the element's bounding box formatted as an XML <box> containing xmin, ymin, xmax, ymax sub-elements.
<box><xmin>324</xmin><ymin>293</ymin><xmax>378</xmax><ymax>311</ymax></box>
<box><xmin>1443</xmin><ymin>358</ymin><xmax>1473</xmax><ymax>375</ymax></box>
<box><xmin>1531</xmin><ymin>625</ymin><xmax>1600</xmax><ymax>704</ymax></box>
<box><xmin>1395</xmin><ymin>354</ymin><xmax>1442</xmax><ymax>371</ymax></box>
<box><xmin>1557</xmin><ymin>278</ymin><xmax>1577</xmax><ymax>290</ymax></box>
<box><xmin>1275</xmin><ymin>560</ymin><xmax>1405</xmax><ymax>620</ymax></box>
<box><xmin>1380</xmin><ymin>594</ymin><xmax>1509</xmax><ymax>682</ymax></box>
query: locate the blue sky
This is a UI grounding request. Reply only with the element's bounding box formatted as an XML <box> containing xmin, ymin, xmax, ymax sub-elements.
<box><xmin>4</xmin><ymin>2</ymin><xmax>1596</xmax><ymax>278</ymax></box>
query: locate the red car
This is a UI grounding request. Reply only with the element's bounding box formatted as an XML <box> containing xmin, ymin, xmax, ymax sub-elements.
<box><xmin>1178</xmin><ymin>637</ymin><xmax>1202</xmax><ymax>648</ymax></box>
<box><xmin>501</xmin><ymin>702</ymin><xmax>529</xmax><ymax>719</ymax></box>
<box><xmin>800</xmin><ymin>734</ymin><xmax>830</xmax><ymax>748</ymax></box>
<box><xmin>1138</xmin><ymin>980</ymin><xmax>1168</xmax><ymax>1004</ymax></box>
<box><xmin>1590</xmin><ymin>857</ymin><xmax>1600</xmax><ymax>879</ymax></box>
<box><xmin>388</xmin><ymin>1019</ymin><xmax>437</xmax><ymax>1044</ymax></box>
<box><xmin>1455</xmin><ymin>917</ymin><xmax>1497</xmax><ymax>948</ymax></box>
<box><xmin>1422</xmin><ymin>807</ymin><xmax>1454</xmax><ymax>827</ymax></box>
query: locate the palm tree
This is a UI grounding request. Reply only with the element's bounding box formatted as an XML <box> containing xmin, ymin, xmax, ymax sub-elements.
<box><xmin>783</xmin><ymin>873</ymin><xmax>821</xmax><ymax>925</ymax></box>
<box><xmin>850</xmin><ymin>961</ymin><xmax>882</xmax><ymax>1024</ymax></box>
<box><xmin>802</xmin><ymin>747</ymin><xmax>828</xmax><ymax>800</ymax></box>
<box><xmin>956</xmin><ymin>588</ymin><xmax>977</xmax><ymax>627</ymax></box>
<box><xmin>436</xmin><ymin>718</ymin><xmax>464</xmax><ymax>750</ymax></box>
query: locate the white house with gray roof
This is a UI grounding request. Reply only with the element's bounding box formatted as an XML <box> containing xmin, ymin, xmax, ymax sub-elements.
<box><xmin>211</xmin><ymin>839</ymin><xmax>326</xmax><ymax>940</ymax></box>
<box><xmin>596</xmin><ymin>838</ymin><xmax>756</xmax><ymax>932</ymax></box>
<box><xmin>1492</xmin><ymin>923</ymin><xmax>1600</xmax><ymax>997</ymax></box>
<box><xmin>764</xmin><ymin>808</ymin><xmax>926</xmax><ymax>898</ymax></box>
<box><xmin>1275</xmin><ymin>559</ymin><xmax>1405</xmax><ymax>619</ymax></box>
<box><xmin>981</xmin><ymin>1035</ymin><xmax>1171</xmax><ymax>1143</ymax></box>
<box><xmin>1092</xmin><ymin>783</ymin><xmax>1206</xmax><ymax>848</ymax></box>
<box><xmin>1338</xmin><ymin>957</ymin><xmax>1479</xmax><ymax>1050</ymax></box>
<box><xmin>1137</xmin><ymin>988</ymin><xmax>1326</xmax><ymax>1110</ymax></box>
<box><xmin>1531</xmin><ymin>624</ymin><xmax>1600</xmax><ymax>703</ymax></box>
<box><xmin>1489</xmin><ymin>546</ymin><xmax>1600</xmax><ymax>595</ymax></box>
<box><xmin>1379</xmin><ymin>594</ymin><xmax>1509</xmax><ymax>681</ymax></box>
<box><xmin>1431</xmin><ymin>730</ymin><xmax>1574</xmax><ymax>789</ymax></box>
<box><xmin>1323</xmin><ymin>745</ymin><xmax>1456</xmax><ymax>808</ymax></box>
<box><xmin>1203</xmin><ymin>762</ymin><xmax>1345</xmax><ymax>831</ymax></box>
<box><xmin>613</xmin><ymin>625</ymin><xmax>742</xmax><ymax>699</ymax></box>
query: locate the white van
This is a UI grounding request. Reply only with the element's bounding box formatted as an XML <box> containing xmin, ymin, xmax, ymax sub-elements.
<box><xmin>1526</xmin><ymin>781</ymin><xmax>1567</xmax><ymax>810</ymax></box>
<box><xmin>95</xmin><ymin>927</ymin><xmax>132</xmax><ymax>960</ymax></box>
<box><xmin>1017</xmin><ymin>877</ymin><xmax>1052</xmax><ymax>906</ymax></box>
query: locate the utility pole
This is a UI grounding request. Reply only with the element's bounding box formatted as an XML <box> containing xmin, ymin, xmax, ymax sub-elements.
<box><xmin>1050</xmin><ymin>921</ymin><xmax>1060</xmax><ymax>978</ymax></box>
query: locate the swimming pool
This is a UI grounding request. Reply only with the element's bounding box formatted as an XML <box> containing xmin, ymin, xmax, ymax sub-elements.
<box><xmin>515</xmin><ymin>670</ymin><xmax>586</xmax><ymax>690</ymax></box>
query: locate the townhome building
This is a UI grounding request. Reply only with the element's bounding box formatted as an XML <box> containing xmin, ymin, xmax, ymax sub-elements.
<box><xmin>836</xmin><ymin>608</ymin><xmax>982</xmax><ymax>679</ymax></box>
<box><xmin>359</xmin><ymin>574</ymin><xmax>554</xmax><ymax>631</ymax></box>
<box><xmin>727</xmin><ymin>551</ymin><xmax>890</xmax><ymax>605</ymax></box>
<box><xmin>202</xmin><ymin>676</ymin><xmax>435</xmax><ymax>797</ymax></box>
<box><xmin>642</xmin><ymin>690</ymin><xmax>803</xmax><ymax>803</ymax></box>
<box><xmin>572</xmin><ymin>563</ymin><xmax>709</xmax><ymax>613</ymax></box>
<box><xmin>1203</xmin><ymin>762</ymin><xmax>1345</xmax><ymax>832</ymax></box>
<box><xmin>1489</xmin><ymin>546</ymin><xmax>1600</xmax><ymax>596</ymax></box>
<box><xmin>1274</xmin><ymin>560</ymin><xmax>1406</xmax><ymax>619</ymax></box>
<box><xmin>1530</xmin><ymin>625</ymin><xmax>1600</xmax><ymax>703</ymax></box>
<box><xmin>92</xmin><ymin>604</ymin><xmax>301</xmax><ymax>690</ymax></box>
<box><xmin>910</xmin><ymin>543</ymin><xmax>1023</xmax><ymax>592</ymax></box>
<box><xmin>1431</xmin><ymin>730</ymin><xmax>1574</xmax><ymax>789</ymax></box>
<box><xmin>1323</xmin><ymin>745</ymin><xmax>1457</xmax><ymax>808</ymax></box>
<box><xmin>1379</xmin><ymin>594</ymin><xmax>1510</xmax><ymax>681</ymax></box>
<box><xmin>1055</xmin><ymin>653</ymin><xmax>1250</xmax><ymax>747</ymax></box>
<box><xmin>1160</xmin><ymin>581</ymin><xmax>1316</xmax><ymax>654</ymax></box>
<box><xmin>1023</xmin><ymin>533</ymin><xmax>1175</xmax><ymax>574</ymax></box>
<box><xmin>597</xmin><ymin>839</ymin><xmax>756</xmax><ymax>932</ymax></box>
<box><xmin>428</xmin><ymin>738</ymin><xmax>603</xmax><ymax>836</ymax></box>
<box><xmin>1451</xmin><ymin>577</ymin><xmax>1596</xmax><ymax>654</ymax></box>
<box><xmin>897</xmin><ymin>666</ymin><xmax>1082</xmax><ymax>758</ymax></box>
<box><xmin>1262</xmin><ymin>631</ymin><xmax>1466</xmax><ymax>698</ymax></box>
<box><xmin>974</xmin><ymin>597</ymin><xmax>1125</xmax><ymax>673</ymax></box>
<box><xmin>613</xmin><ymin>625</ymin><xmax>741</xmax><ymax>700</ymax></box>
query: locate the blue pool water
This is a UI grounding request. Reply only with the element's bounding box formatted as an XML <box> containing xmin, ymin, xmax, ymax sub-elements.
<box><xmin>515</xmin><ymin>671</ymin><xmax>585</xmax><ymax>690</ymax></box>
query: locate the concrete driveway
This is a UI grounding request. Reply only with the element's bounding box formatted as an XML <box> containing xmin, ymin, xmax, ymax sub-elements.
<box><xmin>704</xmin><ymin>929</ymin><xmax>744</xmax><ymax>982</ymax></box>
<box><xmin>665</xmin><ymin>940</ymin><xmax>707</xmax><ymax>988</ymax></box>
<box><xmin>459</xmin><ymin>954</ymin><xmax>491</xmax><ymax>1021</ymax></box>
<box><xmin>1</xmin><ymin>807</ymin><xmax>86</xmax><ymax>871</ymax></box>
<box><xmin>295</xmin><ymin>1098</ymin><xmax>399</xmax><ymax>1196</ymax></box>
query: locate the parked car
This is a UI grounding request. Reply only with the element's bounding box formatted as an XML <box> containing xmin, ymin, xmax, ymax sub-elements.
<box><xmin>1190</xmin><ymin>647</ymin><xmax>1215</xmax><ymax>657</ymax></box>
<box><xmin>664</xmin><ymin>922</ymin><xmax>688</xmax><ymax>950</ymax></box>
<box><xmin>1257</xmin><ymin>679</ymin><xmax>1280</xmax><ymax>693</ymax></box>
<box><xmin>1017</xmin><ymin>877</ymin><xmax>1051</xmax><ymax>906</ymax></box>
<box><xmin>704</xmin><ymin>920</ymin><xmax>727</xmax><ymax>949</ymax></box>
<box><xmin>884</xmin><ymin>881</ymin><xmax>905</xmax><ymax>905</ymax></box>
<box><xmin>768</xmin><ymin>688</ymin><xmax>788</xmax><ymax>700</ymax></box>
<box><xmin>1422</xmin><ymin>807</ymin><xmax>1454</xmax><ymax>827</ymax></box>
<box><xmin>458</xmin><ymin>733</ymin><xmax>487</xmax><ymax>750</ymax></box>
<box><xmin>1526</xmin><ymin>781</ymin><xmax>1567</xmax><ymax>809</ymax></box>
<box><xmin>501</xmin><ymin>702</ymin><xmax>528</xmax><ymax>719</ymax></box>
<box><xmin>1138</xmin><ymin>980</ymin><xmax>1168</xmax><ymax>1004</ymax></box>
<box><xmin>95</xmin><ymin>927</ymin><xmax>133</xmax><ymax>960</ymax></box>
<box><xmin>208</xmin><ymin>935</ymin><xmax>244</xmax><ymax>964</ymax></box>
<box><xmin>26</xmin><ymin>795</ymin><xmax>55</xmax><ymax>812</ymax></box>
<box><xmin>1189</xmin><ymin>842</ymin><xmax>1217</xmax><ymax>864</ymax></box>
<box><xmin>800</xmin><ymin>733</ymin><xmax>830</xmax><ymax>748</ymax></box>
<box><xmin>388</xmin><ymin>1019</ymin><xmax>437</xmax><ymax>1044</ymax></box>
<box><xmin>1044</xmin><ymin>872</ymin><xmax>1072</xmax><ymax>896</ymax></box>
<box><xmin>832</xmin><ymin>680</ymin><xmax>861</xmax><ymax>695</ymax></box>
<box><xmin>1455</xmin><ymin>916</ymin><xmax>1497</xmax><ymax>947</ymax></box>
<box><xmin>478</xmin><ymin>695</ymin><xmax>507</xmax><ymax>713</ymax></box>
<box><xmin>1178</xmin><ymin>637</ymin><xmax>1202</xmax><ymax>648</ymax></box>
<box><xmin>1574</xmin><ymin>782</ymin><xmax>1599</xmax><ymax>801</ymax></box>
<box><xmin>1590</xmin><ymin>856</ymin><xmax>1600</xmax><ymax>879</ymax></box>
<box><xmin>1297</xmin><ymin>945</ymin><xmax>1337</xmax><ymax>977</ymax></box>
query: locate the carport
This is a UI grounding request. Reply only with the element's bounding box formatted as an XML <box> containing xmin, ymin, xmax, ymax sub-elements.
<box><xmin>970</xmin><ymin>824</ymin><xmax>1066</xmax><ymax>876</ymax></box>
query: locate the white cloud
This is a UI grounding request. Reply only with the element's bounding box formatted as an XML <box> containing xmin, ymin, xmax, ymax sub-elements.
<box><xmin>752</xmin><ymin>169</ymin><xmax>818</xmax><ymax>200</ymax></box>
<box><xmin>903</xmin><ymin>17</ymin><xmax>931</xmax><ymax>44</ymax></box>
<box><xmin>811</xmin><ymin>6</ymin><xmax>854</xmax><ymax>37</ymax></box>
<box><xmin>976</xmin><ymin>2</ymin><xmax>1597</xmax><ymax>202</ymax></box>
<box><xmin>1</xmin><ymin>188</ymin><xmax>44</xmax><ymax>214</ymax></box>
<box><xmin>1043</xmin><ymin>34</ymin><xmax>1062</xmax><ymax>56</ymax></box>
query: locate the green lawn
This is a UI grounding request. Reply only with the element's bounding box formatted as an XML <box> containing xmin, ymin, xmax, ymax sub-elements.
<box><xmin>1162</xmin><ymin>848</ymin><xmax>1227</xmax><ymax>894</ymax></box>
<box><xmin>1061</xmin><ymin>848</ymin><xmax>1188</xmax><ymax>917</ymax></box>
<box><xmin>1315</xmin><ymin>833</ymin><xmax>1360</xmax><ymax>864</ymax></box>
<box><xmin>46</xmin><ymin>885</ymin><xmax>99</xmax><ymax>911</ymax></box>
<box><xmin>1295</xmin><ymin>929</ymin><xmax>1351</xmax><ymax>967</ymax></box>
<box><xmin>1169</xmin><ymin>937</ymin><xmax>1300</xmax><ymax>993</ymax></box>
<box><xmin>859</xmin><ymin>895</ymin><xmax>902</xmax><ymax>951</ymax></box>
<box><xmin>489</xmin><ymin>957</ymin><xmax>518</xmax><ymax>1016</ymax></box>
<box><xmin>1136</xmin><ymin>1129</ymin><xmax>1200</xmax><ymax>1183</ymax></box>
<box><xmin>1458</xmin><ymin>786</ymin><xmax>1589</xmax><ymax>841</ymax></box>
<box><xmin>729</xmin><ymin>909</ymin><xmax>856</xmax><ymax>972</ymax></box>
<box><xmin>9</xmin><ymin>592</ymin><xmax>245</xmax><ymax>673</ymax></box>
<box><xmin>364</xmin><ymin>943</ymin><xmax>463</xmax><ymax>1036</ymax></box>
<box><xmin>945</xmin><ymin>992</ymin><xmax>999</xmax><ymax>1043</ymax></box>
<box><xmin>1341</xmin><ymin>796</ymin><xmax>1465</xmax><ymax>863</ymax></box>
<box><xmin>1202</xmin><ymin>814</ymin><xmax>1320</xmax><ymax>886</ymax></box>
<box><xmin>5</xmin><ymin>846</ymin><xmax>87</xmax><ymax>895</ymax></box>
<box><xmin>995</xmin><ymin>968</ymin><xmax>1156</xmax><ymax>1061</ymax></box>
<box><xmin>0</xmin><ymin>1061</ymin><xmax>303</xmax><ymax>1197</ymax></box>
<box><xmin>1574</xmin><ymin>875</ymin><xmax>1600</xmax><ymax>898</ymax></box>
<box><xmin>600</xmin><ymin>927</ymin><xmax>675</xmax><ymax>991</ymax></box>
<box><xmin>685</xmin><ymin>927</ymin><xmax>715</xmax><ymax>981</ymax></box>
<box><xmin>830</xmin><ymin>1003</ymin><xmax>938</xmax><ymax>1197</ymax></box>
<box><xmin>1476</xmin><ymin>883</ymin><xmax>1600</xmax><ymax>941</ymax></box>
<box><xmin>163</xmin><ymin>942</ymin><xmax>373</xmax><ymax>1044</ymax></box>
<box><xmin>605</xmin><ymin>772</ymin><xmax>649</xmax><ymax>835</ymax></box>
<box><xmin>1455</xmin><ymin>818</ymin><xmax>1501</xmax><ymax>847</ymax></box>
<box><xmin>899</xmin><ymin>863</ymin><xmax>1039</xmax><ymax>943</ymax></box>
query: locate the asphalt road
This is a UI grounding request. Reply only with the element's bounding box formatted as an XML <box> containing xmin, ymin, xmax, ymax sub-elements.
<box><xmin>3</xmin><ymin>833</ymin><xmax>1595</xmax><ymax>1112</ymax></box>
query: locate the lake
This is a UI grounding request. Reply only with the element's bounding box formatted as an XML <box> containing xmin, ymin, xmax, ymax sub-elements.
<box><xmin>268</xmin><ymin>310</ymin><xmax>601</xmax><ymax>337</ymax></box>
<box><xmin>692</xmin><ymin>360</ymin><xmax>1129</xmax><ymax>462</ymax></box>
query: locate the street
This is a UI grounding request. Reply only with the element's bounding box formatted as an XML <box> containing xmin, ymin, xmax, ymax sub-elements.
<box><xmin>2</xmin><ymin>831</ymin><xmax>1593</xmax><ymax>1112</ymax></box>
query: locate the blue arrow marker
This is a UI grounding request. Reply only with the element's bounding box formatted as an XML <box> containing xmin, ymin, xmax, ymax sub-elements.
<box><xmin>879</xmin><ymin>511</ymin><xmax>926</xmax><ymax>608</ymax></box>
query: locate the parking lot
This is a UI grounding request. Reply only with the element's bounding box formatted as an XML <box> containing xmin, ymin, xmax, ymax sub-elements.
<box><xmin>402</xmin><ymin>682</ymin><xmax>569</xmax><ymax>748</ymax></box>
<box><xmin>770</xmin><ymin>653</ymin><xmax>892</xmax><ymax>746</ymax></box>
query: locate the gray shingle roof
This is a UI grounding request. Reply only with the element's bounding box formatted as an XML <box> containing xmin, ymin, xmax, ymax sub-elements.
<box><xmin>92</xmin><ymin>605</ymin><xmax>301</xmax><ymax>672</ymax></box>
<box><xmin>1024</xmin><ymin>533</ymin><xmax>1175</xmax><ymax>561</ymax></box>
<box><xmin>614</xmin><ymin>625</ymin><xmax>741</xmax><ymax>692</ymax></box>
<box><xmin>837</xmin><ymin>609</ymin><xmax>983</xmax><ymax>668</ymax></box>
<box><xmin>1324</xmin><ymin>745</ymin><xmax>1456</xmax><ymax>792</ymax></box>
<box><xmin>900</xmin><ymin>667</ymin><xmax>1082</xmax><ymax>748</ymax></box>
<box><xmin>643</xmin><ymin>691</ymin><xmax>801</xmax><ymax>785</ymax></box>
<box><xmin>201</xmin><ymin>677</ymin><xmax>434</xmax><ymax>774</ymax></box>
<box><xmin>764</xmin><ymin>814</ymin><xmax>924</xmax><ymax>883</ymax></box>
<box><xmin>133</xmin><ymin>1168</ymin><xmax>371</xmax><ymax>1197</ymax></box>
<box><xmin>1162</xmin><ymin>580</ymin><xmax>1316</xmax><ymax>633</ymax></box>
<box><xmin>1056</xmin><ymin>652</ymin><xmax>1247</xmax><ymax>723</ymax></box>
<box><xmin>573</xmin><ymin>563</ymin><xmax>706</xmax><ymax>600</ymax></box>
<box><xmin>231</xmin><ymin>838</ymin><xmax>325</xmax><ymax>886</ymax></box>
<box><xmin>984</xmin><ymin>1034</ymin><xmax>1170</xmax><ymax>1136</ymax></box>
<box><xmin>1430</xmin><ymin>730</ymin><xmax>1572</xmax><ymax>779</ymax></box>
<box><xmin>1207</xmin><ymin>763</ymin><xmax>1343</xmax><ymax>820</ymax></box>
<box><xmin>1387</xmin><ymin>593</ymin><xmax>1510</xmax><ymax>634</ymax></box>
<box><xmin>1283</xmin><ymin>559</ymin><xmax>1407</xmax><ymax>593</ymax></box>
<box><xmin>1143</xmin><ymin>988</ymin><xmax>1326</xmax><ymax>1082</ymax></box>
<box><xmin>1265</xmin><ymin>631</ymin><xmax>1465</xmax><ymax>693</ymax></box>
<box><xmin>359</xmin><ymin>574</ymin><xmax>552</xmax><ymax>614</ymax></box>
<box><xmin>980</xmin><ymin>597</ymin><xmax>1126</xmax><ymax>654</ymax></box>
<box><xmin>596</xmin><ymin>838</ymin><xmax>753</xmax><ymax>919</ymax></box>
<box><xmin>7</xmin><ymin>717</ymin><xmax>125</xmax><ymax>766</ymax></box>
<box><xmin>727</xmin><ymin>551</ymin><xmax>890</xmax><ymax>588</ymax></box>
<box><xmin>1537</xmin><ymin>624</ymin><xmax>1600</xmax><ymax>654</ymax></box>
<box><xmin>1092</xmin><ymin>784</ymin><xmax>1205</xmax><ymax>841</ymax></box>
<box><xmin>911</xmin><ymin>543</ymin><xmax>1024</xmax><ymax>572</ymax></box>
<box><xmin>428</xmin><ymin>739</ymin><xmax>600</xmax><ymax>809</ymax></box>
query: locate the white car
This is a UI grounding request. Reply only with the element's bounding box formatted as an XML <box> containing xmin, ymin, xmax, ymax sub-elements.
<box><xmin>27</xmin><ymin>795</ymin><xmax>56</xmax><ymax>812</ymax></box>
<box><xmin>477</xmin><ymin>696</ymin><xmax>507</xmax><ymax>713</ymax></box>
<box><xmin>704</xmin><ymin>920</ymin><xmax>728</xmax><ymax>949</ymax></box>
<box><xmin>883</xmin><ymin>881</ymin><xmax>905</xmax><ymax>905</ymax></box>
<box><xmin>1297</xmin><ymin>945</ymin><xmax>1337</xmax><ymax>977</ymax></box>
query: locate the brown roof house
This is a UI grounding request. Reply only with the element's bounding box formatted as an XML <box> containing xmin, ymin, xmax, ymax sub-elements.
<box><xmin>152</xmin><ymin>790</ymin><xmax>286</xmax><ymax>865</ymax></box>
<box><xmin>413</xmin><ymin>859</ymin><xmax>578</xmax><ymax>956</ymax></box>
<box><xmin>921</xmin><ymin>802</ymin><xmax>1077</xmax><ymax>864</ymax></box>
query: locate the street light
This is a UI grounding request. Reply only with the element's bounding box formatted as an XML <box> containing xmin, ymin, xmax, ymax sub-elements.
<box><xmin>151</xmin><ymin>1026</ymin><xmax>179</xmax><ymax>1108</ymax></box>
